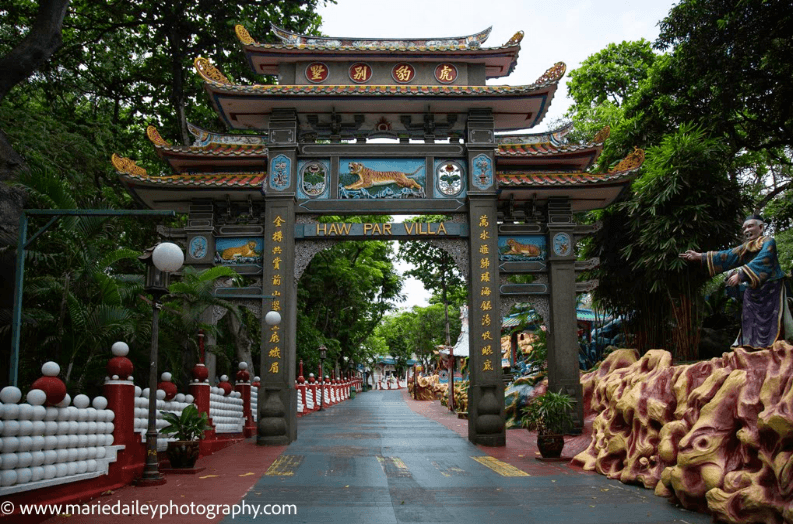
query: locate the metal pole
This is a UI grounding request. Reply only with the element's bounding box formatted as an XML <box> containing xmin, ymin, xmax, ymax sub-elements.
<box><xmin>449</xmin><ymin>346</ymin><xmax>455</xmax><ymax>412</ymax></box>
<box><xmin>318</xmin><ymin>361</ymin><xmax>324</xmax><ymax>411</ymax></box>
<box><xmin>141</xmin><ymin>297</ymin><xmax>165</xmax><ymax>485</ymax></box>
<box><xmin>9</xmin><ymin>213</ymin><xmax>28</xmax><ymax>386</ymax></box>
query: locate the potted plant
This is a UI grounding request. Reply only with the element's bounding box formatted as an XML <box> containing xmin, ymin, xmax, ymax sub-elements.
<box><xmin>160</xmin><ymin>404</ymin><xmax>212</xmax><ymax>468</ymax></box>
<box><xmin>520</xmin><ymin>390</ymin><xmax>575</xmax><ymax>458</ymax></box>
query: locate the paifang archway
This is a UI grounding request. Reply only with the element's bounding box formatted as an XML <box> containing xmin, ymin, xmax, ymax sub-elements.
<box><xmin>112</xmin><ymin>24</ymin><xmax>644</xmax><ymax>447</ymax></box>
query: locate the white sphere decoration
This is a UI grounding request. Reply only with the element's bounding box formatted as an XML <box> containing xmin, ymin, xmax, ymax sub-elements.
<box><xmin>43</xmin><ymin>437</ymin><xmax>58</xmax><ymax>452</ymax></box>
<box><xmin>2</xmin><ymin>404</ymin><xmax>19</xmax><ymax>420</ymax></box>
<box><xmin>0</xmin><ymin>387</ymin><xmax>21</xmax><ymax>404</ymax></box>
<box><xmin>67</xmin><ymin>448</ymin><xmax>78</xmax><ymax>462</ymax></box>
<box><xmin>76</xmin><ymin>448</ymin><xmax>88</xmax><ymax>461</ymax></box>
<box><xmin>19</xmin><ymin>420</ymin><xmax>33</xmax><ymax>436</ymax></box>
<box><xmin>73</xmin><ymin>395</ymin><xmax>90</xmax><ymax>409</ymax></box>
<box><xmin>239</xmin><ymin>362</ymin><xmax>248</xmax><ymax>370</ymax></box>
<box><xmin>55</xmin><ymin>463</ymin><xmax>68</xmax><ymax>478</ymax></box>
<box><xmin>184</xmin><ymin>395</ymin><xmax>194</xmax><ymax>404</ymax></box>
<box><xmin>105</xmin><ymin>423</ymin><xmax>114</xmax><ymax>434</ymax></box>
<box><xmin>67</xmin><ymin>435</ymin><xmax>78</xmax><ymax>448</ymax></box>
<box><xmin>42</xmin><ymin>362</ymin><xmax>60</xmax><ymax>377</ymax></box>
<box><xmin>31</xmin><ymin>435</ymin><xmax>45</xmax><ymax>451</ymax></box>
<box><xmin>156</xmin><ymin>389</ymin><xmax>166</xmax><ymax>400</ymax></box>
<box><xmin>174</xmin><ymin>393</ymin><xmax>185</xmax><ymax>403</ymax></box>
<box><xmin>66</xmin><ymin>462</ymin><xmax>78</xmax><ymax>476</ymax></box>
<box><xmin>1</xmin><ymin>452</ymin><xmax>19</xmax><ymax>470</ymax></box>
<box><xmin>135</xmin><ymin>386</ymin><xmax>142</xmax><ymax>398</ymax></box>
<box><xmin>67</xmin><ymin>421</ymin><xmax>79</xmax><ymax>434</ymax></box>
<box><xmin>2</xmin><ymin>437</ymin><xmax>18</xmax><ymax>453</ymax></box>
<box><xmin>86</xmin><ymin>407</ymin><xmax>97</xmax><ymax>421</ymax></box>
<box><xmin>152</xmin><ymin>242</ymin><xmax>184</xmax><ymax>273</ymax></box>
<box><xmin>55</xmin><ymin>449</ymin><xmax>68</xmax><ymax>463</ymax></box>
<box><xmin>66</xmin><ymin>406</ymin><xmax>79</xmax><ymax>420</ymax></box>
<box><xmin>220</xmin><ymin>375</ymin><xmax>229</xmax><ymax>382</ymax></box>
<box><xmin>3</xmin><ymin>420</ymin><xmax>20</xmax><ymax>436</ymax></box>
<box><xmin>44</xmin><ymin>420</ymin><xmax>58</xmax><ymax>435</ymax></box>
<box><xmin>18</xmin><ymin>436</ymin><xmax>33</xmax><ymax>452</ymax></box>
<box><xmin>87</xmin><ymin>434</ymin><xmax>97</xmax><ymax>447</ymax></box>
<box><xmin>0</xmin><ymin>469</ymin><xmax>18</xmax><ymax>487</ymax></box>
<box><xmin>45</xmin><ymin>407</ymin><xmax>59</xmax><ymax>420</ymax></box>
<box><xmin>18</xmin><ymin>403</ymin><xmax>33</xmax><ymax>420</ymax></box>
<box><xmin>142</xmin><ymin>388</ymin><xmax>150</xmax><ymax>399</ymax></box>
<box><xmin>92</xmin><ymin>397</ymin><xmax>109</xmax><ymax>410</ymax></box>
<box><xmin>76</xmin><ymin>460</ymin><xmax>88</xmax><ymax>474</ymax></box>
<box><xmin>161</xmin><ymin>372</ymin><xmax>172</xmax><ymax>382</ymax></box>
<box><xmin>96</xmin><ymin>447</ymin><xmax>107</xmax><ymax>459</ymax></box>
<box><xmin>26</xmin><ymin>389</ymin><xmax>47</xmax><ymax>406</ymax></box>
<box><xmin>264</xmin><ymin>310</ymin><xmax>281</xmax><ymax>326</ymax></box>
<box><xmin>87</xmin><ymin>422</ymin><xmax>97</xmax><ymax>434</ymax></box>
<box><xmin>31</xmin><ymin>405</ymin><xmax>46</xmax><ymax>421</ymax></box>
<box><xmin>31</xmin><ymin>450</ymin><xmax>45</xmax><ymax>467</ymax></box>
<box><xmin>43</xmin><ymin>464</ymin><xmax>57</xmax><ymax>479</ymax></box>
<box><xmin>56</xmin><ymin>393</ymin><xmax>71</xmax><ymax>408</ymax></box>
<box><xmin>87</xmin><ymin>459</ymin><xmax>98</xmax><ymax>472</ymax></box>
<box><xmin>16</xmin><ymin>467</ymin><xmax>32</xmax><ymax>484</ymax></box>
<box><xmin>111</xmin><ymin>341</ymin><xmax>129</xmax><ymax>357</ymax></box>
<box><xmin>254</xmin><ymin>376</ymin><xmax>260</xmax><ymax>382</ymax></box>
<box><xmin>31</xmin><ymin>466</ymin><xmax>44</xmax><ymax>482</ymax></box>
<box><xmin>17</xmin><ymin>451</ymin><xmax>33</xmax><ymax>468</ymax></box>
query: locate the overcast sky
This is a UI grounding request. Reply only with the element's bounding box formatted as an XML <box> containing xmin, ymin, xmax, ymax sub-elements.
<box><xmin>316</xmin><ymin>0</ymin><xmax>679</xmax><ymax>309</ymax></box>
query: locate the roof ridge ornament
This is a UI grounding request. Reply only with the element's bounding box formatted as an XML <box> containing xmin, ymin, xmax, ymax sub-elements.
<box><xmin>592</xmin><ymin>126</ymin><xmax>611</xmax><ymax>144</ymax></box>
<box><xmin>609</xmin><ymin>147</ymin><xmax>645</xmax><ymax>173</ymax></box>
<box><xmin>235</xmin><ymin>24</ymin><xmax>255</xmax><ymax>45</ymax></box>
<box><xmin>111</xmin><ymin>154</ymin><xmax>148</xmax><ymax>177</ymax></box>
<box><xmin>505</xmin><ymin>31</ymin><xmax>524</xmax><ymax>46</ymax></box>
<box><xmin>194</xmin><ymin>57</ymin><xmax>231</xmax><ymax>85</ymax></box>
<box><xmin>533</xmin><ymin>62</ymin><xmax>566</xmax><ymax>85</ymax></box>
<box><xmin>146</xmin><ymin>126</ymin><xmax>171</xmax><ymax>147</ymax></box>
<box><xmin>269</xmin><ymin>24</ymin><xmax>492</xmax><ymax>49</ymax></box>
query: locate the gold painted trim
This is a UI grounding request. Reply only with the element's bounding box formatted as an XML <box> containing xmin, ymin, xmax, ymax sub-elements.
<box><xmin>235</xmin><ymin>24</ymin><xmax>255</xmax><ymax>45</ymax></box>
<box><xmin>194</xmin><ymin>57</ymin><xmax>231</xmax><ymax>85</ymax></box>
<box><xmin>610</xmin><ymin>147</ymin><xmax>645</xmax><ymax>173</ymax></box>
<box><xmin>534</xmin><ymin>62</ymin><xmax>566</xmax><ymax>85</ymax></box>
<box><xmin>146</xmin><ymin>126</ymin><xmax>171</xmax><ymax>147</ymax></box>
<box><xmin>111</xmin><ymin>153</ymin><xmax>147</xmax><ymax>177</ymax></box>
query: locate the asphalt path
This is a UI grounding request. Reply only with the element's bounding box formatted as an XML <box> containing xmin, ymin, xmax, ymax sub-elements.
<box><xmin>229</xmin><ymin>390</ymin><xmax>711</xmax><ymax>524</ymax></box>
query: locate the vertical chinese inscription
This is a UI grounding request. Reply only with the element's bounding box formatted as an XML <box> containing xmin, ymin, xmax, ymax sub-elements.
<box><xmin>476</xmin><ymin>214</ymin><xmax>497</xmax><ymax>374</ymax></box>
<box><xmin>267</xmin><ymin>215</ymin><xmax>285</xmax><ymax>376</ymax></box>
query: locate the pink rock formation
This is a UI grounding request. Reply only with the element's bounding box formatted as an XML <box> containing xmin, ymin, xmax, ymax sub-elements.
<box><xmin>572</xmin><ymin>341</ymin><xmax>793</xmax><ymax>524</ymax></box>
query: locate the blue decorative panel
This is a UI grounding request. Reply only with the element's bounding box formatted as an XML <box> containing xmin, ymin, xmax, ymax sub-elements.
<box><xmin>297</xmin><ymin>159</ymin><xmax>330</xmax><ymax>199</ymax></box>
<box><xmin>215</xmin><ymin>237</ymin><xmax>263</xmax><ymax>265</ymax></box>
<box><xmin>471</xmin><ymin>154</ymin><xmax>493</xmax><ymax>190</ymax></box>
<box><xmin>269</xmin><ymin>154</ymin><xmax>291</xmax><ymax>191</ymax></box>
<box><xmin>433</xmin><ymin>159</ymin><xmax>467</xmax><ymax>198</ymax></box>
<box><xmin>338</xmin><ymin>158</ymin><xmax>425</xmax><ymax>199</ymax></box>
<box><xmin>188</xmin><ymin>235</ymin><xmax>208</xmax><ymax>260</ymax></box>
<box><xmin>552</xmin><ymin>232</ymin><xmax>573</xmax><ymax>257</ymax></box>
<box><xmin>497</xmin><ymin>235</ymin><xmax>547</xmax><ymax>261</ymax></box>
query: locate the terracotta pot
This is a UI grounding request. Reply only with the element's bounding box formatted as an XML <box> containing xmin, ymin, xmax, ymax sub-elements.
<box><xmin>536</xmin><ymin>434</ymin><xmax>565</xmax><ymax>459</ymax></box>
<box><xmin>166</xmin><ymin>440</ymin><xmax>200</xmax><ymax>468</ymax></box>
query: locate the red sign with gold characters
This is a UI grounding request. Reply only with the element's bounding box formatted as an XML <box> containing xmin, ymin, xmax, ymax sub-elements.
<box><xmin>349</xmin><ymin>63</ymin><xmax>373</xmax><ymax>83</ymax></box>
<box><xmin>305</xmin><ymin>62</ymin><xmax>329</xmax><ymax>83</ymax></box>
<box><xmin>434</xmin><ymin>63</ymin><xmax>458</xmax><ymax>84</ymax></box>
<box><xmin>392</xmin><ymin>63</ymin><xmax>416</xmax><ymax>84</ymax></box>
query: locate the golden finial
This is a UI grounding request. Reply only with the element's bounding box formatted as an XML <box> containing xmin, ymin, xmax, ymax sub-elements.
<box><xmin>610</xmin><ymin>147</ymin><xmax>645</xmax><ymax>173</ymax></box>
<box><xmin>235</xmin><ymin>25</ymin><xmax>255</xmax><ymax>45</ymax></box>
<box><xmin>194</xmin><ymin>57</ymin><xmax>231</xmax><ymax>85</ymax></box>
<box><xmin>534</xmin><ymin>62</ymin><xmax>567</xmax><ymax>85</ymax></box>
<box><xmin>111</xmin><ymin>154</ymin><xmax>148</xmax><ymax>177</ymax></box>
<box><xmin>593</xmin><ymin>126</ymin><xmax>611</xmax><ymax>144</ymax></box>
<box><xmin>506</xmin><ymin>31</ymin><xmax>524</xmax><ymax>46</ymax></box>
<box><xmin>146</xmin><ymin>126</ymin><xmax>171</xmax><ymax>147</ymax></box>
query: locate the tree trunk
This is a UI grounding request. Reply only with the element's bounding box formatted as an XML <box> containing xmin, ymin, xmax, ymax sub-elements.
<box><xmin>226</xmin><ymin>311</ymin><xmax>255</xmax><ymax>376</ymax></box>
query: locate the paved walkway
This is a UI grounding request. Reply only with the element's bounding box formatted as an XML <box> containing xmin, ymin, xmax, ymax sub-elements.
<box><xmin>42</xmin><ymin>390</ymin><xmax>710</xmax><ymax>524</ymax></box>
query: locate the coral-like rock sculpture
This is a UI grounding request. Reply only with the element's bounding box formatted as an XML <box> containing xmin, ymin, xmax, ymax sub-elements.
<box><xmin>572</xmin><ymin>341</ymin><xmax>793</xmax><ymax>524</ymax></box>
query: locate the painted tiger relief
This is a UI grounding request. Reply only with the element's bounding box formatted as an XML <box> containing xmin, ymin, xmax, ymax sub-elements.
<box><xmin>505</xmin><ymin>238</ymin><xmax>541</xmax><ymax>257</ymax></box>
<box><xmin>344</xmin><ymin>162</ymin><xmax>423</xmax><ymax>190</ymax></box>
<box><xmin>221</xmin><ymin>241</ymin><xmax>259</xmax><ymax>260</ymax></box>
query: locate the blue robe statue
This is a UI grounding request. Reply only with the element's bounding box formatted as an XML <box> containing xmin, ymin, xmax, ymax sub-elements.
<box><xmin>704</xmin><ymin>236</ymin><xmax>793</xmax><ymax>348</ymax></box>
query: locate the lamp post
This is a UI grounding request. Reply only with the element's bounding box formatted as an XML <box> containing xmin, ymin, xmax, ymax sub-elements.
<box><xmin>138</xmin><ymin>242</ymin><xmax>183</xmax><ymax>486</ymax></box>
<box><xmin>318</xmin><ymin>344</ymin><xmax>327</xmax><ymax>411</ymax></box>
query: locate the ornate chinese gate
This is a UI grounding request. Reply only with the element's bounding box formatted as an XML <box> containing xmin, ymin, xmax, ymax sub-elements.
<box><xmin>113</xmin><ymin>24</ymin><xmax>644</xmax><ymax>446</ymax></box>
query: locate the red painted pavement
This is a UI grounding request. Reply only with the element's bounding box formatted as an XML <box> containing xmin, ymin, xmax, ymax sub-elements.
<box><xmin>39</xmin><ymin>440</ymin><xmax>286</xmax><ymax>524</ymax></box>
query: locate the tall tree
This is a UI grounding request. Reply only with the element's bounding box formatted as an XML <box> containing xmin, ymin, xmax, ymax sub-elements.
<box><xmin>398</xmin><ymin>215</ymin><xmax>466</xmax><ymax>347</ymax></box>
